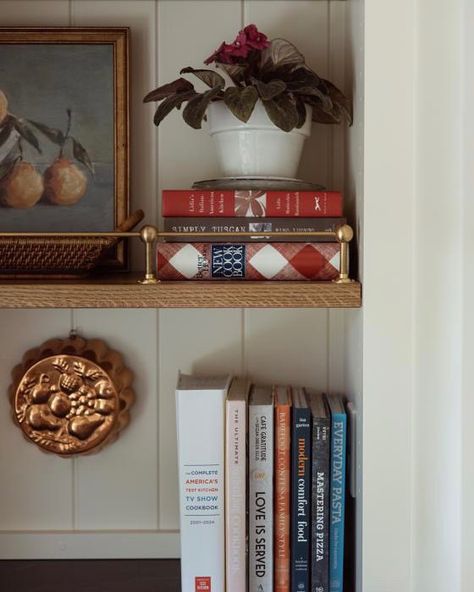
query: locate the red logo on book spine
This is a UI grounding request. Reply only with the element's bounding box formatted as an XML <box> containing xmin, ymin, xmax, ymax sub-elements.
<box><xmin>195</xmin><ymin>576</ymin><xmax>211</xmax><ymax>592</ymax></box>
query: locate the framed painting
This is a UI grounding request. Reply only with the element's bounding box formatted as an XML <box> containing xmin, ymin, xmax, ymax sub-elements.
<box><xmin>0</xmin><ymin>27</ymin><xmax>129</xmax><ymax>269</ymax></box>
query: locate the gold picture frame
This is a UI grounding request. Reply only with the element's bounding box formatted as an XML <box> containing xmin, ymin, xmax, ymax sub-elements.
<box><xmin>0</xmin><ymin>27</ymin><xmax>130</xmax><ymax>270</ymax></box>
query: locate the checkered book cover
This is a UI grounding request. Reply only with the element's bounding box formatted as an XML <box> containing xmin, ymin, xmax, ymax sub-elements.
<box><xmin>156</xmin><ymin>242</ymin><xmax>340</xmax><ymax>281</ymax></box>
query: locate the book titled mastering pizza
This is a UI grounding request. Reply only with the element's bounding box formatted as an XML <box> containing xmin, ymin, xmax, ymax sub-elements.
<box><xmin>157</xmin><ymin>242</ymin><xmax>340</xmax><ymax>281</ymax></box>
<box><xmin>162</xmin><ymin>189</ymin><xmax>343</xmax><ymax>217</ymax></box>
<box><xmin>175</xmin><ymin>374</ymin><xmax>231</xmax><ymax>592</ymax></box>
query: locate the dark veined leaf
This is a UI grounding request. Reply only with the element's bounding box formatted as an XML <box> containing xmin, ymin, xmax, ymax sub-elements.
<box><xmin>143</xmin><ymin>78</ymin><xmax>194</xmax><ymax>103</ymax></box>
<box><xmin>217</xmin><ymin>63</ymin><xmax>247</xmax><ymax>86</ymax></box>
<box><xmin>0</xmin><ymin>116</ymin><xmax>14</xmax><ymax>146</ymax></box>
<box><xmin>11</xmin><ymin>117</ymin><xmax>41</xmax><ymax>153</ymax></box>
<box><xmin>261</xmin><ymin>38</ymin><xmax>305</xmax><ymax>70</ymax></box>
<box><xmin>28</xmin><ymin>119</ymin><xmax>65</xmax><ymax>145</ymax></box>
<box><xmin>0</xmin><ymin>154</ymin><xmax>20</xmax><ymax>182</ymax></box>
<box><xmin>153</xmin><ymin>91</ymin><xmax>197</xmax><ymax>125</ymax></box>
<box><xmin>253</xmin><ymin>79</ymin><xmax>287</xmax><ymax>101</ymax></box>
<box><xmin>287</xmin><ymin>66</ymin><xmax>322</xmax><ymax>89</ymax></box>
<box><xmin>182</xmin><ymin>86</ymin><xmax>222</xmax><ymax>129</ymax></box>
<box><xmin>180</xmin><ymin>67</ymin><xmax>225</xmax><ymax>89</ymax></box>
<box><xmin>293</xmin><ymin>86</ymin><xmax>333</xmax><ymax>112</ymax></box>
<box><xmin>320</xmin><ymin>78</ymin><xmax>353</xmax><ymax>125</ymax></box>
<box><xmin>308</xmin><ymin>99</ymin><xmax>341</xmax><ymax>124</ymax></box>
<box><xmin>294</xmin><ymin>96</ymin><xmax>308</xmax><ymax>129</ymax></box>
<box><xmin>223</xmin><ymin>86</ymin><xmax>259</xmax><ymax>123</ymax></box>
<box><xmin>72</xmin><ymin>138</ymin><xmax>94</xmax><ymax>174</ymax></box>
<box><xmin>262</xmin><ymin>94</ymin><xmax>299</xmax><ymax>132</ymax></box>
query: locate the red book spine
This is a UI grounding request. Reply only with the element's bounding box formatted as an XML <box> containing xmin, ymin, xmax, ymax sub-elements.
<box><xmin>162</xmin><ymin>190</ymin><xmax>342</xmax><ymax>217</ymax></box>
<box><xmin>274</xmin><ymin>388</ymin><xmax>291</xmax><ymax>592</ymax></box>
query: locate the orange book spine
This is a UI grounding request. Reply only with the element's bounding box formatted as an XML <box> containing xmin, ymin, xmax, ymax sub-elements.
<box><xmin>274</xmin><ymin>391</ymin><xmax>291</xmax><ymax>592</ymax></box>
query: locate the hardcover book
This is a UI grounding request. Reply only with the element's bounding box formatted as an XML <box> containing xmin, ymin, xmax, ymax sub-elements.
<box><xmin>274</xmin><ymin>386</ymin><xmax>292</xmax><ymax>592</ymax></box>
<box><xmin>157</xmin><ymin>242</ymin><xmax>340</xmax><ymax>281</ymax></box>
<box><xmin>327</xmin><ymin>395</ymin><xmax>347</xmax><ymax>592</ymax></box>
<box><xmin>175</xmin><ymin>374</ymin><xmax>231</xmax><ymax>592</ymax></box>
<box><xmin>225</xmin><ymin>378</ymin><xmax>250</xmax><ymax>592</ymax></box>
<box><xmin>291</xmin><ymin>387</ymin><xmax>312</xmax><ymax>592</ymax></box>
<box><xmin>307</xmin><ymin>391</ymin><xmax>331</xmax><ymax>592</ymax></box>
<box><xmin>163</xmin><ymin>217</ymin><xmax>346</xmax><ymax>242</ymax></box>
<box><xmin>249</xmin><ymin>385</ymin><xmax>274</xmax><ymax>592</ymax></box>
<box><xmin>162</xmin><ymin>190</ymin><xmax>343</xmax><ymax>218</ymax></box>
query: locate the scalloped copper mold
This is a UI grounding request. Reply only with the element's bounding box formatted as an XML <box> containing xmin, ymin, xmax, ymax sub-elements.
<box><xmin>9</xmin><ymin>335</ymin><xmax>135</xmax><ymax>457</ymax></box>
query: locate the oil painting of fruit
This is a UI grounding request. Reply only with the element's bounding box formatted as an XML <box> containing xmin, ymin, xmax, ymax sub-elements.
<box><xmin>0</xmin><ymin>28</ymin><xmax>129</xmax><ymax>241</ymax></box>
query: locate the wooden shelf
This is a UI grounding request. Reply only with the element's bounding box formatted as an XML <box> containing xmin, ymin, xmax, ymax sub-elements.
<box><xmin>0</xmin><ymin>275</ymin><xmax>361</xmax><ymax>309</ymax></box>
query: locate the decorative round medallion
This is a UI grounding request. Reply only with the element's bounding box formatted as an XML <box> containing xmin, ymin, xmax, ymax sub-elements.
<box><xmin>9</xmin><ymin>335</ymin><xmax>134</xmax><ymax>457</ymax></box>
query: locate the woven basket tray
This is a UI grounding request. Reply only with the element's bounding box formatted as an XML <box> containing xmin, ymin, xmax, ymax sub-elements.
<box><xmin>0</xmin><ymin>210</ymin><xmax>144</xmax><ymax>277</ymax></box>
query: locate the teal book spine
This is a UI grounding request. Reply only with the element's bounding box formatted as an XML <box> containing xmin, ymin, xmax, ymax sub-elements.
<box><xmin>328</xmin><ymin>402</ymin><xmax>347</xmax><ymax>592</ymax></box>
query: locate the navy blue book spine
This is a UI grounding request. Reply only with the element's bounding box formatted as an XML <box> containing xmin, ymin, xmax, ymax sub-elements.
<box><xmin>311</xmin><ymin>414</ymin><xmax>331</xmax><ymax>592</ymax></box>
<box><xmin>291</xmin><ymin>406</ymin><xmax>311</xmax><ymax>592</ymax></box>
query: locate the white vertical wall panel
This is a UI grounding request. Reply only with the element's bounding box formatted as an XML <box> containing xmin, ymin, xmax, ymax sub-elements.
<box><xmin>0</xmin><ymin>311</ymin><xmax>73</xmax><ymax>532</ymax></box>
<box><xmin>0</xmin><ymin>0</ymin><xmax>69</xmax><ymax>24</ymax></box>
<box><xmin>245</xmin><ymin>0</ymin><xmax>331</xmax><ymax>188</ymax></box>
<box><xmin>244</xmin><ymin>309</ymin><xmax>328</xmax><ymax>389</ymax></box>
<box><xmin>158</xmin><ymin>309</ymin><xmax>242</xmax><ymax>529</ymax></box>
<box><xmin>73</xmin><ymin>309</ymin><xmax>159</xmax><ymax>530</ymax></box>
<box><xmin>71</xmin><ymin>0</ymin><xmax>158</xmax><ymax>269</ymax></box>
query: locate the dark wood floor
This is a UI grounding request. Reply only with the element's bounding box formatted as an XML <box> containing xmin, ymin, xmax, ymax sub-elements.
<box><xmin>0</xmin><ymin>559</ymin><xmax>180</xmax><ymax>592</ymax></box>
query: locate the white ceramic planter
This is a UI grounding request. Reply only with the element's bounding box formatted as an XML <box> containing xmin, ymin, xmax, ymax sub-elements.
<box><xmin>207</xmin><ymin>100</ymin><xmax>312</xmax><ymax>178</ymax></box>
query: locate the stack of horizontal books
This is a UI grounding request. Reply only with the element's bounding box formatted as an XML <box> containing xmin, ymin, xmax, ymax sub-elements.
<box><xmin>157</xmin><ymin>187</ymin><xmax>345</xmax><ymax>281</ymax></box>
<box><xmin>176</xmin><ymin>374</ymin><xmax>353</xmax><ymax>592</ymax></box>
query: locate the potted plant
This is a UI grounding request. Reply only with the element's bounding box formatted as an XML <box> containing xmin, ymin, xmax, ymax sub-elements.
<box><xmin>144</xmin><ymin>24</ymin><xmax>352</xmax><ymax>179</ymax></box>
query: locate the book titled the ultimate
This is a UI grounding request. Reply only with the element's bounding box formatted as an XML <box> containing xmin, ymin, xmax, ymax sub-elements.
<box><xmin>307</xmin><ymin>391</ymin><xmax>331</xmax><ymax>592</ymax></box>
<box><xmin>157</xmin><ymin>242</ymin><xmax>340</xmax><ymax>281</ymax></box>
<box><xmin>225</xmin><ymin>378</ymin><xmax>249</xmax><ymax>592</ymax></box>
<box><xmin>249</xmin><ymin>385</ymin><xmax>274</xmax><ymax>592</ymax></box>
<box><xmin>327</xmin><ymin>395</ymin><xmax>347</xmax><ymax>592</ymax></box>
<box><xmin>162</xmin><ymin>190</ymin><xmax>343</xmax><ymax>218</ymax></box>
<box><xmin>163</xmin><ymin>217</ymin><xmax>346</xmax><ymax>242</ymax></box>
<box><xmin>175</xmin><ymin>374</ymin><xmax>231</xmax><ymax>592</ymax></box>
<box><xmin>274</xmin><ymin>386</ymin><xmax>292</xmax><ymax>592</ymax></box>
<box><xmin>291</xmin><ymin>387</ymin><xmax>311</xmax><ymax>592</ymax></box>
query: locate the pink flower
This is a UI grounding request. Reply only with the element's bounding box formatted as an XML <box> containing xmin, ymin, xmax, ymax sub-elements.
<box><xmin>243</xmin><ymin>24</ymin><xmax>270</xmax><ymax>50</ymax></box>
<box><xmin>204</xmin><ymin>24</ymin><xmax>269</xmax><ymax>65</ymax></box>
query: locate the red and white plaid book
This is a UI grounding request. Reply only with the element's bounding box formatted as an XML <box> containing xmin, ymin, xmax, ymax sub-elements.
<box><xmin>156</xmin><ymin>242</ymin><xmax>340</xmax><ymax>281</ymax></box>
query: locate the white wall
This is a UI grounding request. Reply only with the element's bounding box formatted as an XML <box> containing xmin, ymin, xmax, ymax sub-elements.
<box><xmin>0</xmin><ymin>0</ymin><xmax>351</xmax><ymax>560</ymax></box>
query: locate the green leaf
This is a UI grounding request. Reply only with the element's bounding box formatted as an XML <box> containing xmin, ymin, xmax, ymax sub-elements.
<box><xmin>0</xmin><ymin>117</ymin><xmax>14</xmax><ymax>147</ymax></box>
<box><xmin>253</xmin><ymin>79</ymin><xmax>287</xmax><ymax>101</ymax></box>
<box><xmin>0</xmin><ymin>154</ymin><xmax>20</xmax><ymax>182</ymax></box>
<box><xmin>153</xmin><ymin>91</ymin><xmax>196</xmax><ymax>125</ymax></box>
<box><xmin>182</xmin><ymin>86</ymin><xmax>222</xmax><ymax>129</ymax></box>
<box><xmin>143</xmin><ymin>78</ymin><xmax>194</xmax><ymax>103</ymax></box>
<box><xmin>223</xmin><ymin>87</ymin><xmax>258</xmax><ymax>123</ymax></box>
<box><xmin>307</xmin><ymin>100</ymin><xmax>341</xmax><ymax>124</ymax></box>
<box><xmin>261</xmin><ymin>38</ymin><xmax>305</xmax><ymax>70</ymax></box>
<box><xmin>180</xmin><ymin>67</ymin><xmax>225</xmax><ymax>89</ymax></box>
<box><xmin>262</xmin><ymin>94</ymin><xmax>299</xmax><ymax>132</ymax></box>
<box><xmin>11</xmin><ymin>117</ymin><xmax>41</xmax><ymax>153</ymax></box>
<box><xmin>292</xmin><ymin>86</ymin><xmax>333</xmax><ymax>112</ymax></box>
<box><xmin>28</xmin><ymin>119</ymin><xmax>65</xmax><ymax>145</ymax></box>
<box><xmin>72</xmin><ymin>138</ymin><xmax>94</xmax><ymax>174</ymax></box>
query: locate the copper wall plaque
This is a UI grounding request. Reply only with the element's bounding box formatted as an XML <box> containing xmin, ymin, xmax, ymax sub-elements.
<box><xmin>9</xmin><ymin>334</ymin><xmax>134</xmax><ymax>456</ymax></box>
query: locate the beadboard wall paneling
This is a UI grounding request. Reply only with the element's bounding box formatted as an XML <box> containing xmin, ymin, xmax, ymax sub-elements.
<box><xmin>158</xmin><ymin>308</ymin><xmax>243</xmax><ymax>530</ymax></box>
<box><xmin>73</xmin><ymin>309</ymin><xmax>159</xmax><ymax>530</ymax></box>
<box><xmin>0</xmin><ymin>311</ymin><xmax>73</xmax><ymax>532</ymax></box>
<box><xmin>0</xmin><ymin>0</ymin><xmax>349</xmax><ymax>559</ymax></box>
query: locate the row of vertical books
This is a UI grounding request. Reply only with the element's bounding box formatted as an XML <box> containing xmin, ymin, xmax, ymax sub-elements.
<box><xmin>175</xmin><ymin>374</ymin><xmax>354</xmax><ymax>592</ymax></box>
<box><xmin>157</xmin><ymin>188</ymin><xmax>346</xmax><ymax>281</ymax></box>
